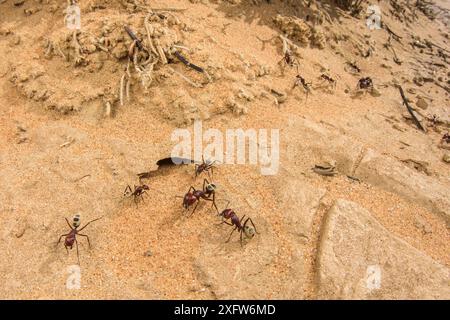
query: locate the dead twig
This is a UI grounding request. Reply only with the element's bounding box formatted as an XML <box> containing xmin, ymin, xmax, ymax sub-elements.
<box><xmin>124</xmin><ymin>26</ymin><xmax>144</xmax><ymax>51</ymax></box>
<box><xmin>397</xmin><ymin>85</ymin><xmax>425</xmax><ymax>132</ymax></box>
<box><xmin>173</xmin><ymin>51</ymin><xmax>204</xmax><ymax>73</ymax></box>
<box><xmin>383</xmin><ymin>23</ymin><xmax>402</xmax><ymax>42</ymax></box>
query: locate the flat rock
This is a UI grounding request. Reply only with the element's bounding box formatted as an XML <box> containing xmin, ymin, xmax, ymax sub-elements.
<box><xmin>354</xmin><ymin>148</ymin><xmax>450</xmax><ymax>220</ymax></box>
<box><xmin>277</xmin><ymin>178</ymin><xmax>326</xmax><ymax>239</ymax></box>
<box><xmin>317</xmin><ymin>199</ymin><xmax>450</xmax><ymax>299</ymax></box>
<box><xmin>284</xmin><ymin>116</ymin><xmax>364</xmax><ymax>175</ymax></box>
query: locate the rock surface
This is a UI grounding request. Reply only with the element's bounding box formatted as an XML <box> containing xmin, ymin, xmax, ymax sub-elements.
<box><xmin>354</xmin><ymin>149</ymin><xmax>450</xmax><ymax>220</ymax></box>
<box><xmin>317</xmin><ymin>199</ymin><xmax>450</xmax><ymax>299</ymax></box>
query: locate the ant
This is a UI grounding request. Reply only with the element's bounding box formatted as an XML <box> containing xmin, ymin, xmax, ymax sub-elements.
<box><xmin>195</xmin><ymin>155</ymin><xmax>217</xmax><ymax>179</ymax></box>
<box><xmin>124</xmin><ymin>184</ymin><xmax>150</xmax><ymax>207</ymax></box>
<box><xmin>345</xmin><ymin>61</ymin><xmax>361</xmax><ymax>74</ymax></box>
<box><xmin>318</xmin><ymin>73</ymin><xmax>337</xmax><ymax>90</ymax></box>
<box><xmin>216</xmin><ymin>201</ymin><xmax>258</xmax><ymax>247</ymax></box>
<box><xmin>182</xmin><ymin>179</ymin><xmax>218</xmax><ymax>216</ymax></box>
<box><xmin>357</xmin><ymin>77</ymin><xmax>373</xmax><ymax>90</ymax></box>
<box><xmin>293</xmin><ymin>74</ymin><xmax>312</xmax><ymax>102</ymax></box>
<box><xmin>56</xmin><ymin>214</ymin><xmax>103</xmax><ymax>265</ymax></box>
<box><xmin>278</xmin><ymin>37</ymin><xmax>297</xmax><ymax>70</ymax></box>
<box><xmin>442</xmin><ymin>132</ymin><xmax>450</xmax><ymax>144</ymax></box>
<box><xmin>280</xmin><ymin>50</ymin><xmax>295</xmax><ymax>67</ymax></box>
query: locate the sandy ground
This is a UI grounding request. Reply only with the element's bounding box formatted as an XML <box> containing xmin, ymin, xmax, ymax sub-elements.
<box><xmin>0</xmin><ymin>0</ymin><xmax>448</xmax><ymax>299</ymax></box>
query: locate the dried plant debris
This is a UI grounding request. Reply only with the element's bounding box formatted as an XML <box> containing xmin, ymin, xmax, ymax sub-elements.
<box><xmin>273</xmin><ymin>14</ymin><xmax>326</xmax><ymax>49</ymax></box>
<box><xmin>397</xmin><ymin>85</ymin><xmax>425</xmax><ymax>132</ymax></box>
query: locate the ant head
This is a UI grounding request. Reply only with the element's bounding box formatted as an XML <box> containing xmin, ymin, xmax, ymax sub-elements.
<box><xmin>72</xmin><ymin>214</ymin><xmax>81</xmax><ymax>228</ymax></box>
<box><xmin>206</xmin><ymin>183</ymin><xmax>217</xmax><ymax>192</ymax></box>
<box><xmin>244</xmin><ymin>225</ymin><xmax>256</xmax><ymax>238</ymax></box>
<box><xmin>142</xmin><ymin>184</ymin><xmax>150</xmax><ymax>190</ymax></box>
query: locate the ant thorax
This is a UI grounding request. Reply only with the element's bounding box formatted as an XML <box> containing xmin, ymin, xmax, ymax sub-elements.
<box><xmin>72</xmin><ymin>214</ymin><xmax>81</xmax><ymax>228</ymax></box>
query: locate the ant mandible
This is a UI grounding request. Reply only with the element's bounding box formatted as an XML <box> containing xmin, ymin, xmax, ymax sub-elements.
<box><xmin>182</xmin><ymin>179</ymin><xmax>218</xmax><ymax>216</ymax></box>
<box><xmin>56</xmin><ymin>214</ymin><xmax>103</xmax><ymax>265</ymax></box>
<box><xmin>216</xmin><ymin>201</ymin><xmax>258</xmax><ymax>247</ymax></box>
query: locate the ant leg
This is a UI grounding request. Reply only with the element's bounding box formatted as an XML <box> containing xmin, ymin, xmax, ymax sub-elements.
<box><xmin>211</xmin><ymin>192</ymin><xmax>218</xmax><ymax>213</ymax></box>
<box><xmin>248</xmin><ymin>217</ymin><xmax>259</xmax><ymax>234</ymax></box>
<box><xmin>216</xmin><ymin>218</ymin><xmax>233</xmax><ymax>226</ymax></box>
<box><xmin>75</xmin><ymin>239</ymin><xmax>80</xmax><ymax>265</ymax></box>
<box><xmin>64</xmin><ymin>244</ymin><xmax>69</xmax><ymax>254</ymax></box>
<box><xmin>78</xmin><ymin>216</ymin><xmax>103</xmax><ymax>232</ymax></box>
<box><xmin>202</xmin><ymin>196</ymin><xmax>216</xmax><ymax>209</ymax></box>
<box><xmin>240</xmin><ymin>229</ymin><xmax>244</xmax><ymax>247</ymax></box>
<box><xmin>140</xmin><ymin>191</ymin><xmax>148</xmax><ymax>204</ymax></box>
<box><xmin>189</xmin><ymin>201</ymin><xmax>200</xmax><ymax>217</ymax></box>
<box><xmin>56</xmin><ymin>234</ymin><xmax>70</xmax><ymax>247</ymax></box>
<box><xmin>65</xmin><ymin>218</ymin><xmax>74</xmax><ymax>230</ymax></box>
<box><xmin>194</xmin><ymin>164</ymin><xmax>199</xmax><ymax>179</ymax></box>
<box><xmin>77</xmin><ymin>234</ymin><xmax>91</xmax><ymax>248</ymax></box>
<box><xmin>225</xmin><ymin>226</ymin><xmax>238</xmax><ymax>243</ymax></box>
<box><xmin>203</xmin><ymin>178</ymin><xmax>209</xmax><ymax>191</ymax></box>
<box><xmin>124</xmin><ymin>185</ymin><xmax>132</xmax><ymax>196</ymax></box>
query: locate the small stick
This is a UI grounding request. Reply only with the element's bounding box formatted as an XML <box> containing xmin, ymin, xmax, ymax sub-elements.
<box><xmin>124</xmin><ymin>26</ymin><xmax>143</xmax><ymax>51</ymax></box>
<box><xmin>119</xmin><ymin>74</ymin><xmax>125</xmax><ymax>106</ymax></box>
<box><xmin>105</xmin><ymin>101</ymin><xmax>112</xmax><ymax>117</ymax></box>
<box><xmin>173</xmin><ymin>51</ymin><xmax>204</xmax><ymax>73</ymax></box>
<box><xmin>126</xmin><ymin>79</ymin><xmax>131</xmax><ymax>101</ymax></box>
<box><xmin>144</xmin><ymin>16</ymin><xmax>158</xmax><ymax>56</ymax></box>
<box><xmin>150</xmin><ymin>7</ymin><xmax>187</xmax><ymax>12</ymax></box>
<box><xmin>397</xmin><ymin>85</ymin><xmax>425</xmax><ymax>132</ymax></box>
<box><xmin>155</xmin><ymin>40</ymin><xmax>168</xmax><ymax>64</ymax></box>
<box><xmin>383</xmin><ymin>23</ymin><xmax>402</xmax><ymax>42</ymax></box>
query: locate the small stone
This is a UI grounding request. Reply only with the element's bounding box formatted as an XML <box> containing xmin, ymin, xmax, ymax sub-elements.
<box><xmin>414</xmin><ymin>215</ymin><xmax>433</xmax><ymax>235</ymax></box>
<box><xmin>416</xmin><ymin>97</ymin><xmax>428</xmax><ymax>110</ymax></box>
<box><xmin>14</xmin><ymin>0</ymin><xmax>25</xmax><ymax>6</ymax></box>
<box><xmin>442</xmin><ymin>153</ymin><xmax>450</xmax><ymax>163</ymax></box>
<box><xmin>144</xmin><ymin>250</ymin><xmax>153</xmax><ymax>257</ymax></box>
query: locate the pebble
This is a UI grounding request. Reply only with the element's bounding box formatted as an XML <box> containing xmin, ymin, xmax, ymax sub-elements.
<box><xmin>442</xmin><ymin>153</ymin><xmax>450</xmax><ymax>163</ymax></box>
<box><xmin>144</xmin><ymin>250</ymin><xmax>153</xmax><ymax>257</ymax></box>
<box><xmin>416</xmin><ymin>97</ymin><xmax>428</xmax><ymax>110</ymax></box>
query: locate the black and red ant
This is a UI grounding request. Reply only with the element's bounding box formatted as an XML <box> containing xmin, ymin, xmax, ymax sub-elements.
<box><xmin>357</xmin><ymin>77</ymin><xmax>373</xmax><ymax>90</ymax></box>
<box><xmin>293</xmin><ymin>74</ymin><xmax>312</xmax><ymax>102</ymax></box>
<box><xmin>124</xmin><ymin>183</ymin><xmax>149</xmax><ymax>207</ymax></box>
<box><xmin>182</xmin><ymin>179</ymin><xmax>218</xmax><ymax>216</ymax></box>
<box><xmin>319</xmin><ymin>73</ymin><xmax>337</xmax><ymax>89</ymax></box>
<box><xmin>195</xmin><ymin>155</ymin><xmax>217</xmax><ymax>179</ymax></box>
<box><xmin>216</xmin><ymin>201</ymin><xmax>258</xmax><ymax>246</ymax></box>
<box><xmin>280</xmin><ymin>50</ymin><xmax>295</xmax><ymax>67</ymax></box>
<box><xmin>56</xmin><ymin>214</ymin><xmax>103</xmax><ymax>264</ymax></box>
